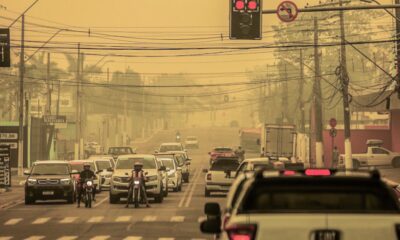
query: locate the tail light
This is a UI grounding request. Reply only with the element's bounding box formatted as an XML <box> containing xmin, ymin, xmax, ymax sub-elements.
<box><xmin>283</xmin><ymin>170</ymin><xmax>295</xmax><ymax>176</ymax></box>
<box><xmin>305</xmin><ymin>169</ymin><xmax>331</xmax><ymax>176</ymax></box>
<box><xmin>207</xmin><ymin>173</ymin><xmax>212</xmax><ymax>181</ymax></box>
<box><xmin>226</xmin><ymin>224</ymin><xmax>257</xmax><ymax>240</ymax></box>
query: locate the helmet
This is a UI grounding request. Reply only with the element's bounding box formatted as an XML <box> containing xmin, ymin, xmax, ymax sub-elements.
<box><xmin>133</xmin><ymin>161</ymin><xmax>143</xmax><ymax>169</ymax></box>
<box><xmin>83</xmin><ymin>162</ymin><xmax>91</xmax><ymax>169</ymax></box>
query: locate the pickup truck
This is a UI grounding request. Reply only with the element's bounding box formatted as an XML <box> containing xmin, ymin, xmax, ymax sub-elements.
<box><xmin>339</xmin><ymin>146</ymin><xmax>400</xmax><ymax>169</ymax></box>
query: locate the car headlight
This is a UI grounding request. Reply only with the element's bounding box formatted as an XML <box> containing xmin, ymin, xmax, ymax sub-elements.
<box><xmin>147</xmin><ymin>175</ymin><xmax>158</xmax><ymax>182</ymax></box>
<box><xmin>113</xmin><ymin>176</ymin><xmax>122</xmax><ymax>182</ymax></box>
<box><xmin>60</xmin><ymin>178</ymin><xmax>71</xmax><ymax>185</ymax></box>
<box><xmin>168</xmin><ymin>172</ymin><xmax>176</xmax><ymax>178</ymax></box>
<box><xmin>27</xmin><ymin>178</ymin><xmax>37</xmax><ymax>185</ymax></box>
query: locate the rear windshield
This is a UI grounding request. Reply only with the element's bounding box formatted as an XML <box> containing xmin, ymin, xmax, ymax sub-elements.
<box><xmin>214</xmin><ymin>147</ymin><xmax>232</xmax><ymax>152</ymax></box>
<box><xmin>161</xmin><ymin>159</ymin><xmax>175</xmax><ymax>169</ymax></box>
<box><xmin>160</xmin><ymin>145</ymin><xmax>182</xmax><ymax>152</ymax></box>
<box><xmin>108</xmin><ymin>148</ymin><xmax>133</xmax><ymax>154</ymax></box>
<box><xmin>240</xmin><ymin>180</ymin><xmax>399</xmax><ymax>213</ymax></box>
<box><xmin>211</xmin><ymin>159</ymin><xmax>239</xmax><ymax>171</ymax></box>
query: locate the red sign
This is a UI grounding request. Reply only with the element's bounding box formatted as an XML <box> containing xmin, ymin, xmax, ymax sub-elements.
<box><xmin>329</xmin><ymin>118</ymin><xmax>337</xmax><ymax>128</ymax></box>
<box><xmin>276</xmin><ymin>1</ymin><xmax>299</xmax><ymax>23</ymax></box>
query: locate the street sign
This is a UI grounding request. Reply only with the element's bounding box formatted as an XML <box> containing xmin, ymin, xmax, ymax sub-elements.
<box><xmin>0</xmin><ymin>145</ymin><xmax>11</xmax><ymax>187</ymax></box>
<box><xmin>0</xmin><ymin>28</ymin><xmax>10</xmax><ymax>67</ymax></box>
<box><xmin>329</xmin><ymin>118</ymin><xmax>337</xmax><ymax>128</ymax></box>
<box><xmin>276</xmin><ymin>1</ymin><xmax>299</xmax><ymax>22</ymax></box>
<box><xmin>43</xmin><ymin>115</ymin><xmax>67</xmax><ymax>124</ymax></box>
<box><xmin>329</xmin><ymin>128</ymin><xmax>337</xmax><ymax>138</ymax></box>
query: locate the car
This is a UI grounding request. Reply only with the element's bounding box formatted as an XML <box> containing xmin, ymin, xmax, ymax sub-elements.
<box><xmin>185</xmin><ymin>136</ymin><xmax>199</xmax><ymax>149</ymax></box>
<box><xmin>208</xmin><ymin>147</ymin><xmax>236</xmax><ymax>165</ymax></box>
<box><xmin>108</xmin><ymin>147</ymin><xmax>135</xmax><ymax>161</ymax></box>
<box><xmin>159</xmin><ymin>151</ymin><xmax>191</xmax><ymax>183</ymax></box>
<box><xmin>201</xmin><ymin>169</ymin><xmax>400</xmax><ymax>240</ymax></box>
<box><xmin>92</xmin><ymin>158</ymin><xmax>114</xmax><ymax>190</ymax></box>
<box><xmin>68</xmin><ymin>160</ymin><xmax>101</xmax><ymax>193</ymax></box>
<box><xmin>157</xmin><ymin>156</ymin><xmax>183</xmax><ymax>192</ymax></box>
<box><xmin>109</xmin><ymin>154</ymin><xmax>165</xmax><ymax>204</ymax></box>
<box><xmin>156</xmin><ymin>158</ymin><xmax>169</xmax><ymax>197</ymax></box>
<box><xmin>88</xmin><ymin>155</ymin><xmax>116</xmax><ymax>168</ymax></box>
<box><xmin>157</xmin><ymin>142</ymin><xmax>185</xmax><ymax>153</ymax></box>
<box><xmin>204</xmin><ymin>157</ymin><xmax>240</xmax><ymax>197</ymax></box>
<box><xmin>236</xmin><ymin>157</ymin><xmax>284</xmax><ymax>176</ymax></box>
<box><xmin>24</xmin><ymin>160</ymin><xmax>77</xmax><ymax>204</ymax></box>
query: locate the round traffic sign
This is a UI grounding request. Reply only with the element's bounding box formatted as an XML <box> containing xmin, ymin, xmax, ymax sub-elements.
<box><xmin>276</xmin><ymin>1</ymin><xmax>299</xmax><ymax>23</ymax></box>
<box><xmin>329</xmin><ymin>118</ymin><xmax>337</xmax><ymax>128</ymax></box>
<box><xmin>329</xmin><ymin>128</ymin><xmax>337</xmax><ymax>138</ymax></box>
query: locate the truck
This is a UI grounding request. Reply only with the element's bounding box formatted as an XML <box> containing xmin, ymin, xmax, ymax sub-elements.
<box><xmin>239</xmin><ymin>128</ymin><xmax>260</xmax><ymax>153</ymax></box>
<box><xmin>339</xmin><ymin>139</ymin><xmax>400</xmax><ymax>169</ymax></box>
<box><xmin>258</xmin><ymin>124</ymin><xmax>304</xmax><ymax>169</ymax></box>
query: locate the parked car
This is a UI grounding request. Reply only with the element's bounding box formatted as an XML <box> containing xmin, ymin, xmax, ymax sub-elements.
<box><xmin>109</xmin><ymin>154</ymin><xmax>165</xmax><ymax>204</ymax></box>
<box><xmin>208</xmin><ymin>147</ymin><xmax>236</xmax><ymax>165</ymax></box>
<box><xmin>24</xmin><ymin>160</ymin><xmax>77</xmax><ymax>204</ymax></box>
<box><xmin>201</xmin><ymin>169</ymin><xmax>400</xmax><ymax>240</ymax></box>
<box><xmin>185</xmin><ymin>136</ymin><xmax>199</xmax><ymax>149</ymax></box>
<box><xmin>157</xmin><ymin>142</ymin><xmax>185</xmax><ymax>153</ymax></box>
<box><xmin>157</xmin><ymin>156</ymin><xmax>183</xmax><ymax>192</ymax></box>
<box><xmin>68</xmin><ymin>160</ymin><xmax>100</xmax><ymax>193</ymax></box>
<box><xmin>204</xmin><ymin>157</ymin><xmax>240</xmax><ymax>197</ymax></box>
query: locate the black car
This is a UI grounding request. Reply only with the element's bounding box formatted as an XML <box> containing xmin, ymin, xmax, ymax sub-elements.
<box><xmin>24</xmin><ymin>160</ymin><xmax>78</xmax><ymax>204</ymax></box>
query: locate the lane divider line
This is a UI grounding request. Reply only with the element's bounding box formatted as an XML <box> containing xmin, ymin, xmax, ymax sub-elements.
<box><xmin>184</xmin><ymin>165</ymin><xmax>203</xmax><ymax>208</ymax></box>
<box><xmin>94</xmin><ymin>196</ymin><xmax>109</xmax><ymax>207</ymax></box>
<box><xmin>178</xmin><ymin>168</ymin><xmax>199</xmax><ymax>208</ymax></box>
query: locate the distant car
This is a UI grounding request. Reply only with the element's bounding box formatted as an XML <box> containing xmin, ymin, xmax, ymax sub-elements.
<box><xmin>109</xmin><ymin>154</ymin><xmax>165</xmax><ymax>204</ymax></box>
<box><xmin>108</xmin><ymin>147</ymin><xmax>135</xmax><ymax>160</ymax></box>
<box><xmin>68</xmin><ymin>160</ymin><xmax>100</xmax><ymax>193</ymax></box>
<box><xmin>185</xmin><ymin>136</ymin><xmax>199</xmax><ymax>149</ymax></box>
<box><xmin>92</xmin><ymin>158</ymin><xmax>114</xmax><ymax>190</ymax></box>
<box><xmin>204</xmin><ymin>157</ymin><xmax>240</xmax><ymax>197</ymax></box>
<box><xmin>158</xmin><ymin>157</ymin><xmax>183</xmax><ymax>192</ymax></box>
<box><xmin>158</xmin><ymin>142</ymin><xmax>185</xmax><ymax>153</ymax></box>
<box><xmin>201</xmin><ymin>169</ymin><xmax>400</xmax><ymax>240</ymax></box>
<box><xmin>208</xmin><ymin>147</ymin><xmax>236</xmax><ymax>165</ymax></box>
<box><xmin>24</xmin><ymin>160</ymin><xmax>77</xmax><ymax>204</ymax></box>
<box><xmin>88</xmin><ymin>155</ymin><xmax>116</xmax><ymax>168</ymax></box>
<box><xmin>236</xmin><ymin>157</ymin><xmax>284</xmax><ymax>176</ymax></box>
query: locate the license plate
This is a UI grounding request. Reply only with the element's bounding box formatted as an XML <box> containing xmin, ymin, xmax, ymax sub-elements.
<box><xmin>42</xmin><ymin>191</ymin><xmax>54</xmax><ymax>195</ymax></box>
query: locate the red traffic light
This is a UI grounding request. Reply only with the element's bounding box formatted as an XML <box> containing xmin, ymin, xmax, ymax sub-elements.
<box><xmin>235</xmin><ymin>0</ymin><xmax>245</xmax><ymax>10</ymax></box>
<box><xmin>248</xmin><ymin>0</ymin><xmax>258</xmax><ymax>10</ymax></box>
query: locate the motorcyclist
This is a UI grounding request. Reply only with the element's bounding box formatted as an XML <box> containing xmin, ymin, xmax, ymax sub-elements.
<box><xmin>77</xmin><ymin>162</ymin><xmax>96</xmax><ymax>208</ymax></box>
<box><xmin>126</xmin><ymin>161</ymin><xmax>150</xmax><ymax>208</ymax></box>
<box><xmin>235</xmin><ymin>146</ymin><xmax>245</xmax><ymax>162</ymax></box>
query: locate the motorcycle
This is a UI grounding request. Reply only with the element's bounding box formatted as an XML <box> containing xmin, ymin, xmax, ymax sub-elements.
<box><xmin>82</xmin><ymin>179</ymin><xmax>94</xmax><ymax>208</ymax></box>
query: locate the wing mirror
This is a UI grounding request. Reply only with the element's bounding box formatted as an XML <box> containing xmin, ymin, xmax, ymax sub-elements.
<box><xmin>23</xmin><ymin>169</ymin><xmax>30</xmax><ymax>175</ymax></box>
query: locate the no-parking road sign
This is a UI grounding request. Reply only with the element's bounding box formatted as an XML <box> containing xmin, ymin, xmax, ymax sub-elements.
<box><xmin>277</xmin><ymin>1</ymin><xmax>299</xmax><ymax>23</ymax></box>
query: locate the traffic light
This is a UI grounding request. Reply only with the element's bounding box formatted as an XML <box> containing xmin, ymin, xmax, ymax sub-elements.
<box><xmin>230</xmin><ymin>0</ymin><xmax>262</xmax><ymax>40</ymax></box>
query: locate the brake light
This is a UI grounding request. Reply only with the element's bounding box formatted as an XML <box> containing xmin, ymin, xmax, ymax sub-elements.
<box><xmin>207</xmin><ymin>173</ymin><xmax>212</xmax><ymax>181</ymax></box>
<box><xmin>283</xmin><ymin>170</ymin><xmax>295</xmax><ymax>176</ymax></box>
<box><xmin>226</xmin><ymin>224</ymin><xmax>257</xmax><ymax>240</ymax></box>
<box><xmin>305</xmin><ymin>169</ymin><xmax>331</xmax><ymax>176</ymax></box>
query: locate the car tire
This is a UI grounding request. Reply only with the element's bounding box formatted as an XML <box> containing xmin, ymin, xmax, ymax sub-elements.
<box><xmin>185</xmin><ymin>176</ymin><xmax>189</xmax><ymax>183</ymax></box>
<box><xmin>204</xmin><ymin>189</ymin><xmax>210</xmax><ymax>197</ymax></box>
<box><xmin>352</xmin><ymin>159</ymin><xmax>360</xmax><ymax>170</ymax></box>
<box><xmin>25</xmin><ymin>196</ymin><xmax>34</xmax><ymax>205</ymax></box>
<box><xmin>154</xmin><ymin>192</ymin><xmax>164</xmax><ymax>203</ymax></box>
<box><xmin>392</xmin><ymin>157</ymin><xmax>400</xmax><ymax>168</ymax></box>
<box><xmin>109</xmin><ymin>193</ymin><xmax>119</xmax><ymax>204</ymax></box>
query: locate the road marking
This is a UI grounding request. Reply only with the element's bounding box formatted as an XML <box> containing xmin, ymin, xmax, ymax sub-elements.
<box><xmin>115</xmin><ymin>216</ymin><xmax>131</xmax><ymax>222</ymax></box>
<box><xmin>0</xmin><ymin>237</ymin><xmax>13</xmax><ymax>240</ymax></box>
<box><xmin>170</xmin><ymin>216</ymin><xmax>185</xmax><ymax>222</ymax></box>
<box><xmin>59</xmin><ymin>217</ymin><xmax>78</xmax><ymax>224</ymax></box>
<box><xmin>4</xmin><ymin>218</ymin><xmax>23</xmax><ymax>225</ymax></box>
<box><xmin>142</xmin><ymin>216</ymin><xmax>157</xmax><ymax>222</ymax></box>
<box><xmin>184</xmin><ymin>166</ymin><xmax>203</xmax><ymax>207</ymax></box>
<box><xmin>24</xmin><ymin>236</ymin><xmax>45</xmax><ymax>240</ymax></box>
<box><xmin>87</xmin><ymin>216</ymin><xmax>104</xmax><ymax>223</ymax></box>
<box><xmin>89</xmin><ymin>236</ymin><xmax>110</xmax><ymax>240</ymax></box>
<box><xmin>123</xmin><ymin>237</ymin><xmax>142</xmax><ymax>240</ymax></box>
<box><xmin>94</xmin><ymin>196</ymin><xmax>109</xmax><ymax>207</ymax></box>
<box><xmin>178</xmin><ymin>168</ymin><xmax>198</xmax><ymax>208</ymax></box>
<box><xmin>1</xmin><ymin>200</ymin><xmax>24</xmax><ymax>210</ymax></box>
<box><xmin>57</xmin><ymin>236</ymin><xmax>78</xmax><ymax>240</ymax></box>
<box><xmin>32</xmin><ymin>217</ymin><xmax>50</xmax><ymax>224</ymax></box>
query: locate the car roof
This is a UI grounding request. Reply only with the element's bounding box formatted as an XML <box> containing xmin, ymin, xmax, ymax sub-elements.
<box><xmin>213</xmin><ymin>147</ymin><xmax>233</xmax><ymax>150</ymax></box>
<box><xmin>160</xmin><ymin>142</ymin><xmax>181</xmax><ymax>146</ymax></box>
<box><xmin>118</xmin><ymin>154</ymin><xmax>154</xmax><ymax>159</ymax></box>
<box><xmin>34</xmin><ymin>160</ymin><xmax>68</xmax><ymax>165</ymax></box>
<box><xmin>164</xmin><ymin>151</ymin><xmax>186</xmax><ymax>154</ymax></box>
<box><xmin>242</xmin><ymin>158</ymin><xmax>270</xmax><ymax>163</ymax></box>
<box><xmin>69</xmin><ymin>159</ymin><xmax>94</xmax><ymax>164</ymax></box>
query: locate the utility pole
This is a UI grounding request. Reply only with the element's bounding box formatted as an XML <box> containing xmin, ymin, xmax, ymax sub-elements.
<box><xmin>17</xmin><ymin>14</ymin><xmax>25</xmax><ymax>176</ymax></box>
<box><xmin>339</xmin><ymin>0</ymin><xmax>353</xmax><ymax>169</ymax></box>
<box><xmin>299</xmin><ymin>49</ymin><xmax>305</xmax><ymax>133</ymax></box>
<box><xmin>395</xmin><ymin>0</ymin><xmax>400</xmax><ymax>98</ymax></box>
<box><xmin>75</xmin><ymin>43</ymin><xmax>80</xmax><ymax>160</ymax></box>
<box><xmin>46</xmin><ymin>52</ymin><xmax>51</xmax><ymax>114</ymax></box>
<box><xmin>282</xmin><ymin>64</ymin><xmax>289</xmax><ymax>123</ymax></box>
<box><xmin>313</xmin><ymin>17</ymin><xmax>324</xmax><ymax>168</ymax></box>
<box><xmin>79</xmin><ymin>52</ymin><xmax>84</xmax><ymax>159</ymax></box>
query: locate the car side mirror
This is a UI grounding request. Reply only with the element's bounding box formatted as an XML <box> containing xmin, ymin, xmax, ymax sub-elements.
<box><xmin>23</xmin><ymin>169</ymin><xmax>30</xmax><ymax>175</ymax></box>
<box><xmin>203</xmin><ymin>168</ymin><xmax>208</xmax><ymax>173</ymax></box>
<box><xmin>159</xmin><ymin>166</ymin><xmax>166</xmax><ymax>171</ymax></box>
<box><xmin>200</xmin><ymin>218</ymin><xmax>221</xmax><ymax>234</ymax></box>
<box><xmin>204</xmin><ymin>202</ymin><xmax>221</xmax><ymax>216</ymax></box>
<box><xmin>71</xmin><ymin>170</ymin><xmax>78</xmax><ymax>174</ymax></box>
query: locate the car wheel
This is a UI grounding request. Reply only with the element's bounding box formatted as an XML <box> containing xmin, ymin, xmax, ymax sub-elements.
<box><xmin>392</xmin><ymin>157</ymin><xmax>400</xmax><ymax>168</ymax></box>
<box><xmin>109</xmin><ymin>193</ymin><xmax>119</xmax><ymax>204</ymax></box>
<box><xmin>204</xmin><ymin>189</ymin><xmax>210</xmax><ymax>197</ymax></box>
<box><xmin>185</xmin><ymin>176</ymin><xmax>189</xmax><ymax>183</ymax></box>
<box><xmin>352</xmin><ymin>159</ymin><xmax>360</xmax><ymax>170</ymax></box>
<box><xmin>154</xmin><ymin>191</ymin><xmax>164</xmax><ymax>203</ymax></box>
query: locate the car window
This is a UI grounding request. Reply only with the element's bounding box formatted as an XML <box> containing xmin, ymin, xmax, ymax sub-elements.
<box><xmin>210</xmin><ymin>159</ymin><xmax>239</xmax><ymax>171</ymax></box>
<box><xmin>31</xmin><ymin>164</ymin><xmax>69</xmax><ymax>175</ymax></box>
<box><xmin>109</xmin><ymin>148</ymin><xmax>133</xmax><ymax>154</ymax></box>
<box><xmin>160</xmin><ymin>145</ymin><xmax>181</xmax><ymax>152</ymax></box>
<box><xmin>253</xmin><ymin>163</ymin><xmax>273</xmax><ymax>170</ymax></box>
<box><xmin>96</xmin><ymin>161</ymin><xmax>111</xmax><ymax>171</ymax></box>
<box><xmin>116</xmin><ymin>157</ymin><xmax>156</xmax><ymax>169</ymax></box>
<box><xmin>161</xmin><ymin>159</ymin><xmax>175</xmax><ymax>169</ymax></box>
<box><xmin>214</xmin><ymin>147</ymin><xmax>233</xmax><ymax>152</ymax></box>
<box><xmin>372</xmin><ymin>148</ymin><xmax>389</xmax><ymax>154</ymax></box>
<box><xmin>176</xmin><ymin>155</ymin><xmax>185</xmax><ymax>166</ymax></box>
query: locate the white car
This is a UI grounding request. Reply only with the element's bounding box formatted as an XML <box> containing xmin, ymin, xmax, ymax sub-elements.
<box><xmin>201</xmin><ymin>169</ymin><xmax>400</xmax><ymax>240</ymax></box>
<box><xmin>158</xmin><ymin>157</ymin><xmax>183</xmax><ymax>192</ymax></box>
<box><xmin>204</xmin><ymin>157</ymin><xmax>240</xmax><ymax>197</ymax></box>
<box><xmin>69</xmin><ymin>160</ymin><xmax>101</xmax><ymax>193</ymax></box>
<box><xmin>89</xmin><ymin>155</ymin><xmax>116</xmax><ymax>168</ymax></box>
<box><xmin>185</xmin><ymin>136</ymin><xmax>199</xmax><ymax>149</ymax></box>
<box><xmin>158</xmin><ymin>142</ymin><xmax>185</xmax><ymax>153</ymax></box>
<box><xmin>109</xmin><ymin>154</ymin><xmax>164</xmax><ymax>204</ymax></box>
<box><xmin>92</xmin><ymin>158</ymin><xmax>114</xmax><ymax>190</ymax></box>
<box><xmin>236</xmin><ymin>157</ymin><xmax>284</xmax><ymax>176</ymax></box>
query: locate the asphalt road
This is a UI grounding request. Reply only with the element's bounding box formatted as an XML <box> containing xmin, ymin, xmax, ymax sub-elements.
<box><xmin>0</xmin><ymin>127</ymin><xmax>239</xmax><ymax>240</ymax></box>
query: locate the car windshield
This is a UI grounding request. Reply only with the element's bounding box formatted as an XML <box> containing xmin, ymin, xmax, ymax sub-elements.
<box><xmin>109</xmin><ymin>148</ymin><xmax>133</xmax><ymax>154</ymax></box>
<box><xmin>116</xmin><ymin>157</ymin><xmax>156</xmax><ymax>169</ymax></box>
<box><xmin>96</xmin><ymin>161</ymin><xmax>111</xmax><ymax>171</ymax></box>
<box><xmin>159</xmin><ymin>145</ymin><xmax>181</xmax><ymax>152</ymax></box>
<box><xmin>161</xmin><ymin>159</ymin><xmax>175</xmax><ymax>169</ymax></box>
<box><xmin>210</xmin><ymin>159</ymin><xmax>239</xmax><ymax>171</ymax></box>
<box><xmin>31</xmin><ymin>164</ymin><xmax>69</xmax><ymax>175</ymax></box>
<box><xmin>187</xmin><ymin>137</ymin><xmax>197</xmax><ymax>141</ymax></box>
<box><xmin>214</xmin><ymin>147</ymin><xmax>232</xmax><ymax>152</ymax></box>
<box><xmin>69</xmin><ymin>162</ymin><xmax>95</xmax><ymax>172</ymax></box>
<box><xmin>241</xmin><ymin>180</ymin><xmax>399</xmax><ymax>213</ymax></box>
